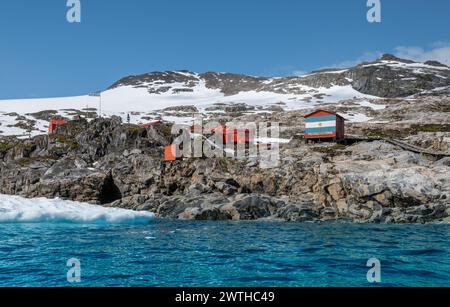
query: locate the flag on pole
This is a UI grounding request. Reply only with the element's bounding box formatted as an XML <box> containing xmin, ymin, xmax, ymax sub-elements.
<box><xmin>89</xmin><ymin>91</ymin><xmax>101</xmax><ymax>97</ymax></box>
<box><xmin>88</xmin><ymin>91</ymin><xmax>102</xmax><ymax>118</ymax></box>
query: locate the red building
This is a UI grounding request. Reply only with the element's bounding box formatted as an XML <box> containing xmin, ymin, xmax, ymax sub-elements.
<box><xmin>48</xmin><ymin>119</ymin><xmax>67</xmax><ymax>134</ymax></box>
<box><xmin>142</xmin><ymin>120</ymin><xmax>163</xmax><ymax>128</ymax></box>
<box><xmin>209</xmin><ymin>125</ymin><xmax>252</xmax><ymax>145</ymax></box>
<box><xmin>164</xmin><ymin>125</ymin><xmax>254</xmax><ymax>161</ymax></box>
<box><xmin>304</xmin><ymin>110</ymin><xmax>345</xmax><ymax>141</ymax></box>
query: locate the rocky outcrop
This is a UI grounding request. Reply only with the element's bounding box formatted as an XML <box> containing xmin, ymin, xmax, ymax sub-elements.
<box><xmin>0</xmin><ymin>117</ymin><xmax>449</xmax><ymax>224</ymax></box>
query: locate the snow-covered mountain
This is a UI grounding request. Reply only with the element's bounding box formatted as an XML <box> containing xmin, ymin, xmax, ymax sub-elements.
<box><xmin>0</xmin><ymin>54</ymin><xmax>449</xmax><ymax>138</ymax></box>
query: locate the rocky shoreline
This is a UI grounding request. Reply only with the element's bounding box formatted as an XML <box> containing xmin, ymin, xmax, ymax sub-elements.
<box><xmin>1</xmin><ymin>115</ymin><xmax>449</xmax><ymax>224</ymax></box>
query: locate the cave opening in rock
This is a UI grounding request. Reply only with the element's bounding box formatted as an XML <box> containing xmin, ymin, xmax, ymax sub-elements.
<box><xmin>100</xmin><ymin>175</ymin><xmax>122</xmax><ymax>204</ymax></box>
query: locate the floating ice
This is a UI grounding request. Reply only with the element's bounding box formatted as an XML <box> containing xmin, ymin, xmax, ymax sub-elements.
<box><xmin>0</xmin><ymin>194</ymin><xmax>154</xmax><ymax>224</ymax></box>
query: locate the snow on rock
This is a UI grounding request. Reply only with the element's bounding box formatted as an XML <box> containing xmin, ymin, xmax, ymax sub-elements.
<box><xmin>1</xmin><ymin>54</ymin><xmax>448</xmax><ymax>137</ymax></box>
<box><xmin>0</xmin><ymin>78</ymin><xmax>377</xmax><ymax>137</ymax></box>
<box><xmin>357</xmin><ymin>100</ymin><xmax>387</xmax><ymax>110</ymax></box>
<box><xmin>344</xmin><ymin>113</ymin><xmax>373</xmax><ymax>123</ymax></box>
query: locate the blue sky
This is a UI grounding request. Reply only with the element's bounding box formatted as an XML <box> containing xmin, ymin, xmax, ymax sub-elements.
<box><xmin>1</xmin><ymin>0</ymin><xmax>450</xmax><ymax>99</ymax></box>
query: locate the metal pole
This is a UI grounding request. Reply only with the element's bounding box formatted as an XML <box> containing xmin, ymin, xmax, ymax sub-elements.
<box><xmin>99</xmin><ymin>92</ymin><xmax>102</xmax><ymax>118</ymax></box>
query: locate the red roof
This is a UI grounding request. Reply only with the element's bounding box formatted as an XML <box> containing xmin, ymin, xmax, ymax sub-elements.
<box><xmin>48</xmin><ymin>119</ymin><xmax>67</xmax><ymax>134</ymax></box>
<box><xmin>304</xmin><ymin>109</ymin><xmax>345</xmax><ymax>119</ymax></box>
<box><xmin>142</xmin><ymin>120</ymin><xmax>163</xmax><ymax>127</ymax></box>
<box><xmin>49</xmin><ymin>119</ymin><xmax>67</xmax><ymax>125</ymax></box>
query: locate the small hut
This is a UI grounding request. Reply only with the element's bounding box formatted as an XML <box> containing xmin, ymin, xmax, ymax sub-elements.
<box><xmin>304</xmin><ymin>110</ymin><xmax>345</xmax><ymax>141</ymax></box>
<box><xmin>48</xmin><ymin>119</ymin><xmax>67</xmax><ymax>134</ymax></box>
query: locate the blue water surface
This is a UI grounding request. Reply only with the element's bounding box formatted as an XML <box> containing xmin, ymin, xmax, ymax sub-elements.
<box><xmin>0</xmin><ymin>220</ymin><xmax>449</xmax><ymax>287</ymax></box>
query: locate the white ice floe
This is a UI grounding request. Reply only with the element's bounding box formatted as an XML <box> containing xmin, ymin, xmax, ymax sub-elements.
<box><xmin>0</xmin><ymin>194</ymin><xmax>154</xmax><ymax>224</ymax></box>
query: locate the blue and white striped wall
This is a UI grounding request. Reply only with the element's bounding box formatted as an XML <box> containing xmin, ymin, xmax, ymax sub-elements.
<box><xmin>305</xmin><ymin>115</ymin><xmax>337</xmax><ymax>136</ymax></box>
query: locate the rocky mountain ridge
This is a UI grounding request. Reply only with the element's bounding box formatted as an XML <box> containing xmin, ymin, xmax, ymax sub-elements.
<box><xmin>109</xmin><ymin>54</ymin><xmax>450</xmax><ymax>98</ymax></box>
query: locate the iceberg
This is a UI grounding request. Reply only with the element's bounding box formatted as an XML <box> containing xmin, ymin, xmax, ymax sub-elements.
<box><xmin>0</xmin><ymin>194</ymin><xmax>154</xmax><ymax>224</ymax></box>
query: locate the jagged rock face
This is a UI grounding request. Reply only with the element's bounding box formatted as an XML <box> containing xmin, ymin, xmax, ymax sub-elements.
<box><xmin>346</xmin><ymin>62</ymin><xmax>450</xmax><ymax>98</ymax></box>
<box><xmin>109</xmin><ymin>71</ymin><xmax>200</xmax><ymax>94</ymax></box>
<box><xmin>107</xmin><ymin>54</ymin><xmax>450</xmax><ymax>98</ymax></box>
<box><xmin>0</xmin><ymin>118</ymin><xmax>449</xmax><ymax>223</ymax></box>
<box><xmin>0</xmin><ymin>117</ymin><xmax>171</xmax><ymax>203</ymax></box>
<box><xmin>201</xmin><ymin>72</ymin><xmax>269</xmax><ymax>96</ymax></box>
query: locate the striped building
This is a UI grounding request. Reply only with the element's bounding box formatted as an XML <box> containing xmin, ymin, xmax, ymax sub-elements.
<box><xmin>304</xmin><ymin>110</ymin><xmax>345</xmax><ymax>141</ymax></box>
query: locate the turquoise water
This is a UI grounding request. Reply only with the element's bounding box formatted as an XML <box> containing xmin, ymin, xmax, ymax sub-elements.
<box><xmin>0</xmin><ymin>220</ymin><xmax>449</xmax><ymax>287</ymax></box>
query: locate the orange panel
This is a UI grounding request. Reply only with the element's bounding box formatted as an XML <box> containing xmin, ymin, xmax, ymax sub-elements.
<box><xmin>164</xmin><ymin>145</ymin><xmax>177</xmax><ymax>161</ymax></box>
<box><xmin>304</xmin><ymin>133</ymin><xmax>337</xmax><ymax>139</ymax></box>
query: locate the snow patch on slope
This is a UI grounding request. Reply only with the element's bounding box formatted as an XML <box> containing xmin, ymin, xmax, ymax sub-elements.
<box><xmin>0</xmin><ymin>80</ymin><xmax>378</xmax><ymax>137</ymax></box>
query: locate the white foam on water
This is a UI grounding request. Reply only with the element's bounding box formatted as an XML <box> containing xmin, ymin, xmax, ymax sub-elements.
<box><xmin>0</xmin><ymin>194</ymin><xmax>154</xmax><ymax>224</ymax></box>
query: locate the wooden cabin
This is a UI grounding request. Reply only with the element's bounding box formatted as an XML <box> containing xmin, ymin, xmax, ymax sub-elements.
<box><xmin>164</xmin><ymin>124</ymin><xmax>254</xmax><ymax>161</ymax></box>
<box><xmin>48</xmin><ymin>119</ymin><xmax>67</xmax><ymax>134</ymax></box>
<box><xmin>304</xmin><ymin>110</ymin><xmax>345</xmax><ymax>141</ymax></box>
<box><xmin>192</xmin><ymin>125</ymin><xmax>252</xmax><ymax>145</ymax></box>
<box><xmin>210</xmin><ymin>125</ymin><xmax>252</xmax><ymax>145</ymax></box>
